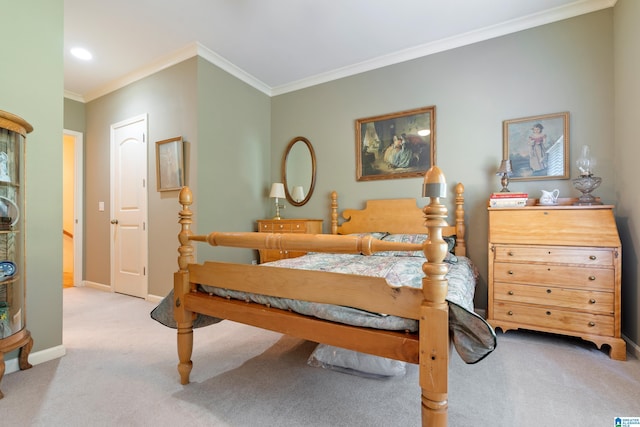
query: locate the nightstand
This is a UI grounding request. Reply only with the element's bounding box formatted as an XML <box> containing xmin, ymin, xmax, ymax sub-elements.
<box><xmin>257</xmin><ymin>219</ymin><xmax>323</xmax><ymax>263</ymax></box>
<box><xmin>487</xmin><ymin>199</ymin><xmax>626</xmax><ymax>360</ymax></box>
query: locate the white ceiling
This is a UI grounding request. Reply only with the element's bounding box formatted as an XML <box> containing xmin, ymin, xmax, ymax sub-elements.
<box><xmin>64</xmin><ymin>0</ymin><xmax>615</xmax><ymax>102</ymax></box>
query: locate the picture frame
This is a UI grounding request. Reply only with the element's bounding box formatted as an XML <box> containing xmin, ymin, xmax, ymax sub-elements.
<box><xmin>356</xmin><ymin>106</ymin><xmax>435</xmax><ymax>181</ymax></box>
<box><xmin>503</xmin><ymin>112</ymin><xmax>569</xmax><ymax>181</ymax></box>
<box><xmin>155</xmin><ymin>137</ymin><xmax>185</xmax><ymax>191</ymax></box>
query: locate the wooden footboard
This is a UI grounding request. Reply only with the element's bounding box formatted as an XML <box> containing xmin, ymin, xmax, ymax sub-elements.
<box><xmin>174</xmin><ymin>166</ymin><xmax>455</xmax><ymax>427</ymax></box>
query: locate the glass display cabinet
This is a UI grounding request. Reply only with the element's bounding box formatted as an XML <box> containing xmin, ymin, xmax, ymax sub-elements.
<box><xmin>0</xmin><ymin>110</ymin><xmax>33</xmax><ymax>399</ymax></box>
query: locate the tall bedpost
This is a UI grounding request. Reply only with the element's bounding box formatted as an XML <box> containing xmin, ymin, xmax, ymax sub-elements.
<box><xmin>175</xmin><ymin>187</ymin><xmax>195</xmax><ymax>385</ymax></box>
<box><xmin>420</xmin><ymin>166</ymin><xmax>449</xmax><ymax>427</ymax></box>
<box><xmin>454</xmin><ymin>183</ymin><xmax>466</xmax><ymax>257</ymax></box>
<box><xmin>331</xmin><ymin>191</ymin><xmax>338</xmax><ymax>234</ymax></box>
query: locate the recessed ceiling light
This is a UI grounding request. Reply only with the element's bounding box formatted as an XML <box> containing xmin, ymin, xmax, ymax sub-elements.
<box><xmin>71</xmin><ymin>47</ymin><xmax>93</xmax><ymax>61</ymax></box>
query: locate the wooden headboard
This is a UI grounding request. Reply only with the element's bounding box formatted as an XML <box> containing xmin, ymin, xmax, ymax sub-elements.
<box><xmin>330</xmin><ymin>183</ymin><xmax>466</xmax><ymax>256</ymax></box>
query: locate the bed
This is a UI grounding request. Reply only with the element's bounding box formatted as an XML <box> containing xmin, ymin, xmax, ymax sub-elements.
<box><xmin>154</xmin><ymin>166</ymin><xmax>495</xmax><ymax>427</ymax></box>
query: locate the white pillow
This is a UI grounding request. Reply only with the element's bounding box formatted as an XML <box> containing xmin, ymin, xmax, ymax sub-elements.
<box><xmin>307</xmin><ymin>344</ymin><xmax>406</xmax><ymax>379</ymax></box>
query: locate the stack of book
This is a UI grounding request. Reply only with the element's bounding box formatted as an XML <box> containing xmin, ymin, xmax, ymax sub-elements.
<box><xmin>489</xmin><ymin>192</ymin><xmax>529</xmax><ymax>207</ymax></box>
<box><xmin>0</xmin><ymin>217</ymin><xmax>11</xmax><ymax>231</ymax></box>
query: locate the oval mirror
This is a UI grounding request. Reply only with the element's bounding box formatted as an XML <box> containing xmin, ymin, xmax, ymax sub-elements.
<box><xmin>282</xmin><ymin>136</ymin><xmax>316</xmax><ymax>207</ymax></box>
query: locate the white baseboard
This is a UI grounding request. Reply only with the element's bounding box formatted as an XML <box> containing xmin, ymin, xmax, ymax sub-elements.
<box><xmin>78</xmin><ymin>280</ymin><xmax>164</xmax><ymax>305</ymax></box>
<box><xmin>4</xmin><ymin>345</ymin><xmax>66</xmax><ymax>375</ymax></box>
<box><xmin>146</xmin><ymin>294</ymin><xmax>163</xmax><ymax>304</ymax></box>
<box><xmin>82</xmin><ymin>280</ymin><xmax>112</xmax><ymax>292</ymax></box>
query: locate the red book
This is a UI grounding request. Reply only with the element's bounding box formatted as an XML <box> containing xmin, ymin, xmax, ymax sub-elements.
<box><xmin>490</xmin><ymin>192</ymin><xmax>528</xmax><ymax>199</ymax></box>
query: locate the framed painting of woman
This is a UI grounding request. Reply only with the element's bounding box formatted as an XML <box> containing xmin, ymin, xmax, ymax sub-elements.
<box><xmin>503</xmin><ymin>112</ymin><xmax>569</xmax><ymax>181</ymax></box>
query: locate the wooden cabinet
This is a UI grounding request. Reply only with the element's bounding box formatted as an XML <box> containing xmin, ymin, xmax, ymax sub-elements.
<box><xmin>257</xmin><ymin>219</ymin><xmax>323</xmax><ymax>263</ymax></box>
<box><xmin>487</xmin><ymin>200</ymin><xmax>626</xmax><ymax>360</ymax></box>
<box><xmin>0</xmin><ymin>111</ymin><xmax>33</xmax><ymax>398</ymax></box>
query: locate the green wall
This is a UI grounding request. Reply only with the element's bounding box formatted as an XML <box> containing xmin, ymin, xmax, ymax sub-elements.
<box><xmin>83</xmin><ymin>57</ymin><xmax>271</xmax><ymax>297</ymax></box>
<box><xmin>271</xmin><ymin>10</ymin><xmax>614</xmax><ymax>312</ymax></box>
<box><xmin>85</xmin><ymin>58</ymin><xmax>199</xmax><ymax>297</ymax></box>
<box><xmin>0</xmin><ymin>1</ymin><xmax>64</xmax><ymax>359</ymax></box>
<box><xmin>195</xmin><ymin>57</ymin><xmax>271</xmax><ymax>264</ymax></box>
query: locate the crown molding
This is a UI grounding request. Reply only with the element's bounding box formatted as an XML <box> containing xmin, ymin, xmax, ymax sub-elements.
<box><xmin>70</xmin><ymin>0</ymin><xmax>615</xmax><ymax>101</ymax></box>
<box><xmin>195</xmin><ymin>43</ymin><xmax>271</xmax><ymax>96</ymax></box>
<box><xmin>64</xmin><ymin>90</ymin><xmax>85</xmax><ymax>103</ymax></box>
<box><xmin>82</xmin><ymin>43</ymin><xmax>200</xmax><ymax>102</ymax></box>
<box><xmin>271</xmin><ymin>0</ymin><xmax>616</xmax><ymax>96</ymax></box>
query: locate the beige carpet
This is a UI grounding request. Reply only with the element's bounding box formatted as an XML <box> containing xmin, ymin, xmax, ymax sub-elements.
<box><xmin>2</xmin><ymin>286</ymin><xmax>639</xmax><ymax>426</ymax></box>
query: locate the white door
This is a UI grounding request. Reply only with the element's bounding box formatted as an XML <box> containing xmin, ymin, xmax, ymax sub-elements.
<box><xmin>110</xmin><ymin>114</ymin><xmax>148</xmax><ymax>298</ymax></box>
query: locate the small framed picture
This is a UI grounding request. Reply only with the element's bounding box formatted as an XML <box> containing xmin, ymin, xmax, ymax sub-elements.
<box><xmin>356</xmin><ymin>106</ymin><xmax>436</xmax><ymax>181</ymax></box>
<box><xmin>503</xmin><ymin>112</ymin><xmax>569</xmax><ymax>181</ymax></box>
<box><xmin>155</xmin><ymin>137</ymin><xmax>185</xmax><ymax>191</ymax></box>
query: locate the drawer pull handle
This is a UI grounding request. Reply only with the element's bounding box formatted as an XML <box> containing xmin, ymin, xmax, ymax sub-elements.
<box><xmin>279</xmin><ymin>224</ymin><xmax>284</xmax><ymax>229</ymax></box>
<box><xmin>588</xmin><ymin>276</ymin><xmax>596</xmax><ymax>281</ymax></box>
<box><xmin>588</xmin><ymin>321</ymin><xmax>596</xmax><ymax>327</ymax></box>
<box><xmin>546</xmin><ymin>311</ymin><xmax>551</xmax><ymax>316</ymax></box>
<box><xmin>507</xmin><ymin>311</ymin><xmax>513</xmax><ymax>316</ymax></box>
<box><xmin>546</xmin><ymin>289</ymin><xmax>552</xmax><ymax>294</ymax></box>
<box><xmin>508</xmin><ymin>291</ymin><xmax>514</xmax><ymax>295</ymax></box>
<box><xmin>508</xmin><ymin>251</ymin><xmax>514</xmax><ymax>256</ymax></box>
<box><xmin>589</xmin><ymin>255</ymin><xmax>596</xmax><ymax>260</ymax></box>
<box><xmin>508</xmin><ymin>270</ymin><xmax>514</xmax><ymax>275</ymax></box>
<box><xmin>589</xmin><ymin>299</ymin><xmax>596</xmax><ymax>304</ymax></box>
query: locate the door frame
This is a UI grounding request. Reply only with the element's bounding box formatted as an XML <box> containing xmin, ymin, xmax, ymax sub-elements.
<box><xmin>63</xmin><ymin>129</ymin><xmax>84</xmax><ymax>286</ymax></box>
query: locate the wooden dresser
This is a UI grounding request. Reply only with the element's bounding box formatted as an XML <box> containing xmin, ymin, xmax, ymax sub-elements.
<box><xmin>487</xmin><ymin>199</ymin><xmax>626</xmax><ymax>360</ymax></box>
<box><xmin>257</xmin><ymin>218</ymin><xmax>323</xmax><ymax>263</ymax></box>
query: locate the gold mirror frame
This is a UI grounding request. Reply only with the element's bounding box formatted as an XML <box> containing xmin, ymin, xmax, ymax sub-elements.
<box><xmin>282</xmin><ymin>136</ymin><xmax>316</xmax><ymax>207</ymax></box>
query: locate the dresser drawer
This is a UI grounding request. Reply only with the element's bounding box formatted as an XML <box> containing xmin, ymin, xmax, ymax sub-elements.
<box><xmin>493</xmin><ymin>245</ymin><xmax>613</xmax><ymax>266</ymax></box>
<box><xmin>493</xmin><ymin>282</ymin><xmax>613</xmax><ymax>314</ymax></box>
<box><xmin>493</xmin><ymin>262</ymin><xmax>613</xmax><ymax>291</ymax></box>
<box><xmin>289</xmin><ymin>222</ymin><xmax>307</xmax><ymax>233</ymax></box>
<box><xmin>258</xmin><ymin>220</ymin><xmax>313</xmax><ymax>233</ymax></box>
<box><xmin>492</xmin><ymin>301</ymin><xmax>613</xmax><ymax>336</ymax></box>
<box><xmin>260</xmin><ymin>222</ymin><xmax>292</xmax><ymax>232</ymax></box>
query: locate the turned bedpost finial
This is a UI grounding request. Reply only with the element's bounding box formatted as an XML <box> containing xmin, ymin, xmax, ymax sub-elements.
<box><xmin>421</xmin><ymin>165</ymin><xmax>449</xmax><ymax>304</ymax></box>
<box><xmin>422</xmin><ymin>165</ymin><xmax>447</xmax><ymax>199</ymax></box>
<box><xmin>178</xmin><ymin>186</ymin><xmax>195</xmax><ymax>271</ymax></box>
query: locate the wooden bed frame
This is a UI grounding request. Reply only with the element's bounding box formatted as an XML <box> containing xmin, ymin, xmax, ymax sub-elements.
<box><xmin>173</xmin><ymin>167</ymin><xmax>466</xmax><ymax>427</ymax></box>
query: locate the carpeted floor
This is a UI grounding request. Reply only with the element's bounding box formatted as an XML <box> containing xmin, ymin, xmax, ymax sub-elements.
<box><xmin>2</xmin><ymin>286</ymin><xmax>639</xmax><ymax>426</ymax></box>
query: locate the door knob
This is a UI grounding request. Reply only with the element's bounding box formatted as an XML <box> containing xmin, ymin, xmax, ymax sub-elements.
<box><xmin>111</xmin><ymin>219</ymin><xmax>119</xmax><ymax>224</ymax></box>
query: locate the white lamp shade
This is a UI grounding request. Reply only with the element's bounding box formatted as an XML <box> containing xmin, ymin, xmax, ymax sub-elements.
<box><xmin>269</xmin><ymin>182</ymin><xmax>285</xmax><ymax>198</ymax></box>
<box><xmin>291</xmin><ymin>186</ymin><xmax>305</xmax><ymax>202</ymax></box>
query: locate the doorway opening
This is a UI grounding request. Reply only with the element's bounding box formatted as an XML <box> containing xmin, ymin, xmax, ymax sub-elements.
<box><xmin>63</xmin><ymin>130</ymin><xmax>83</xmax><ymax>288</ymax></box>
